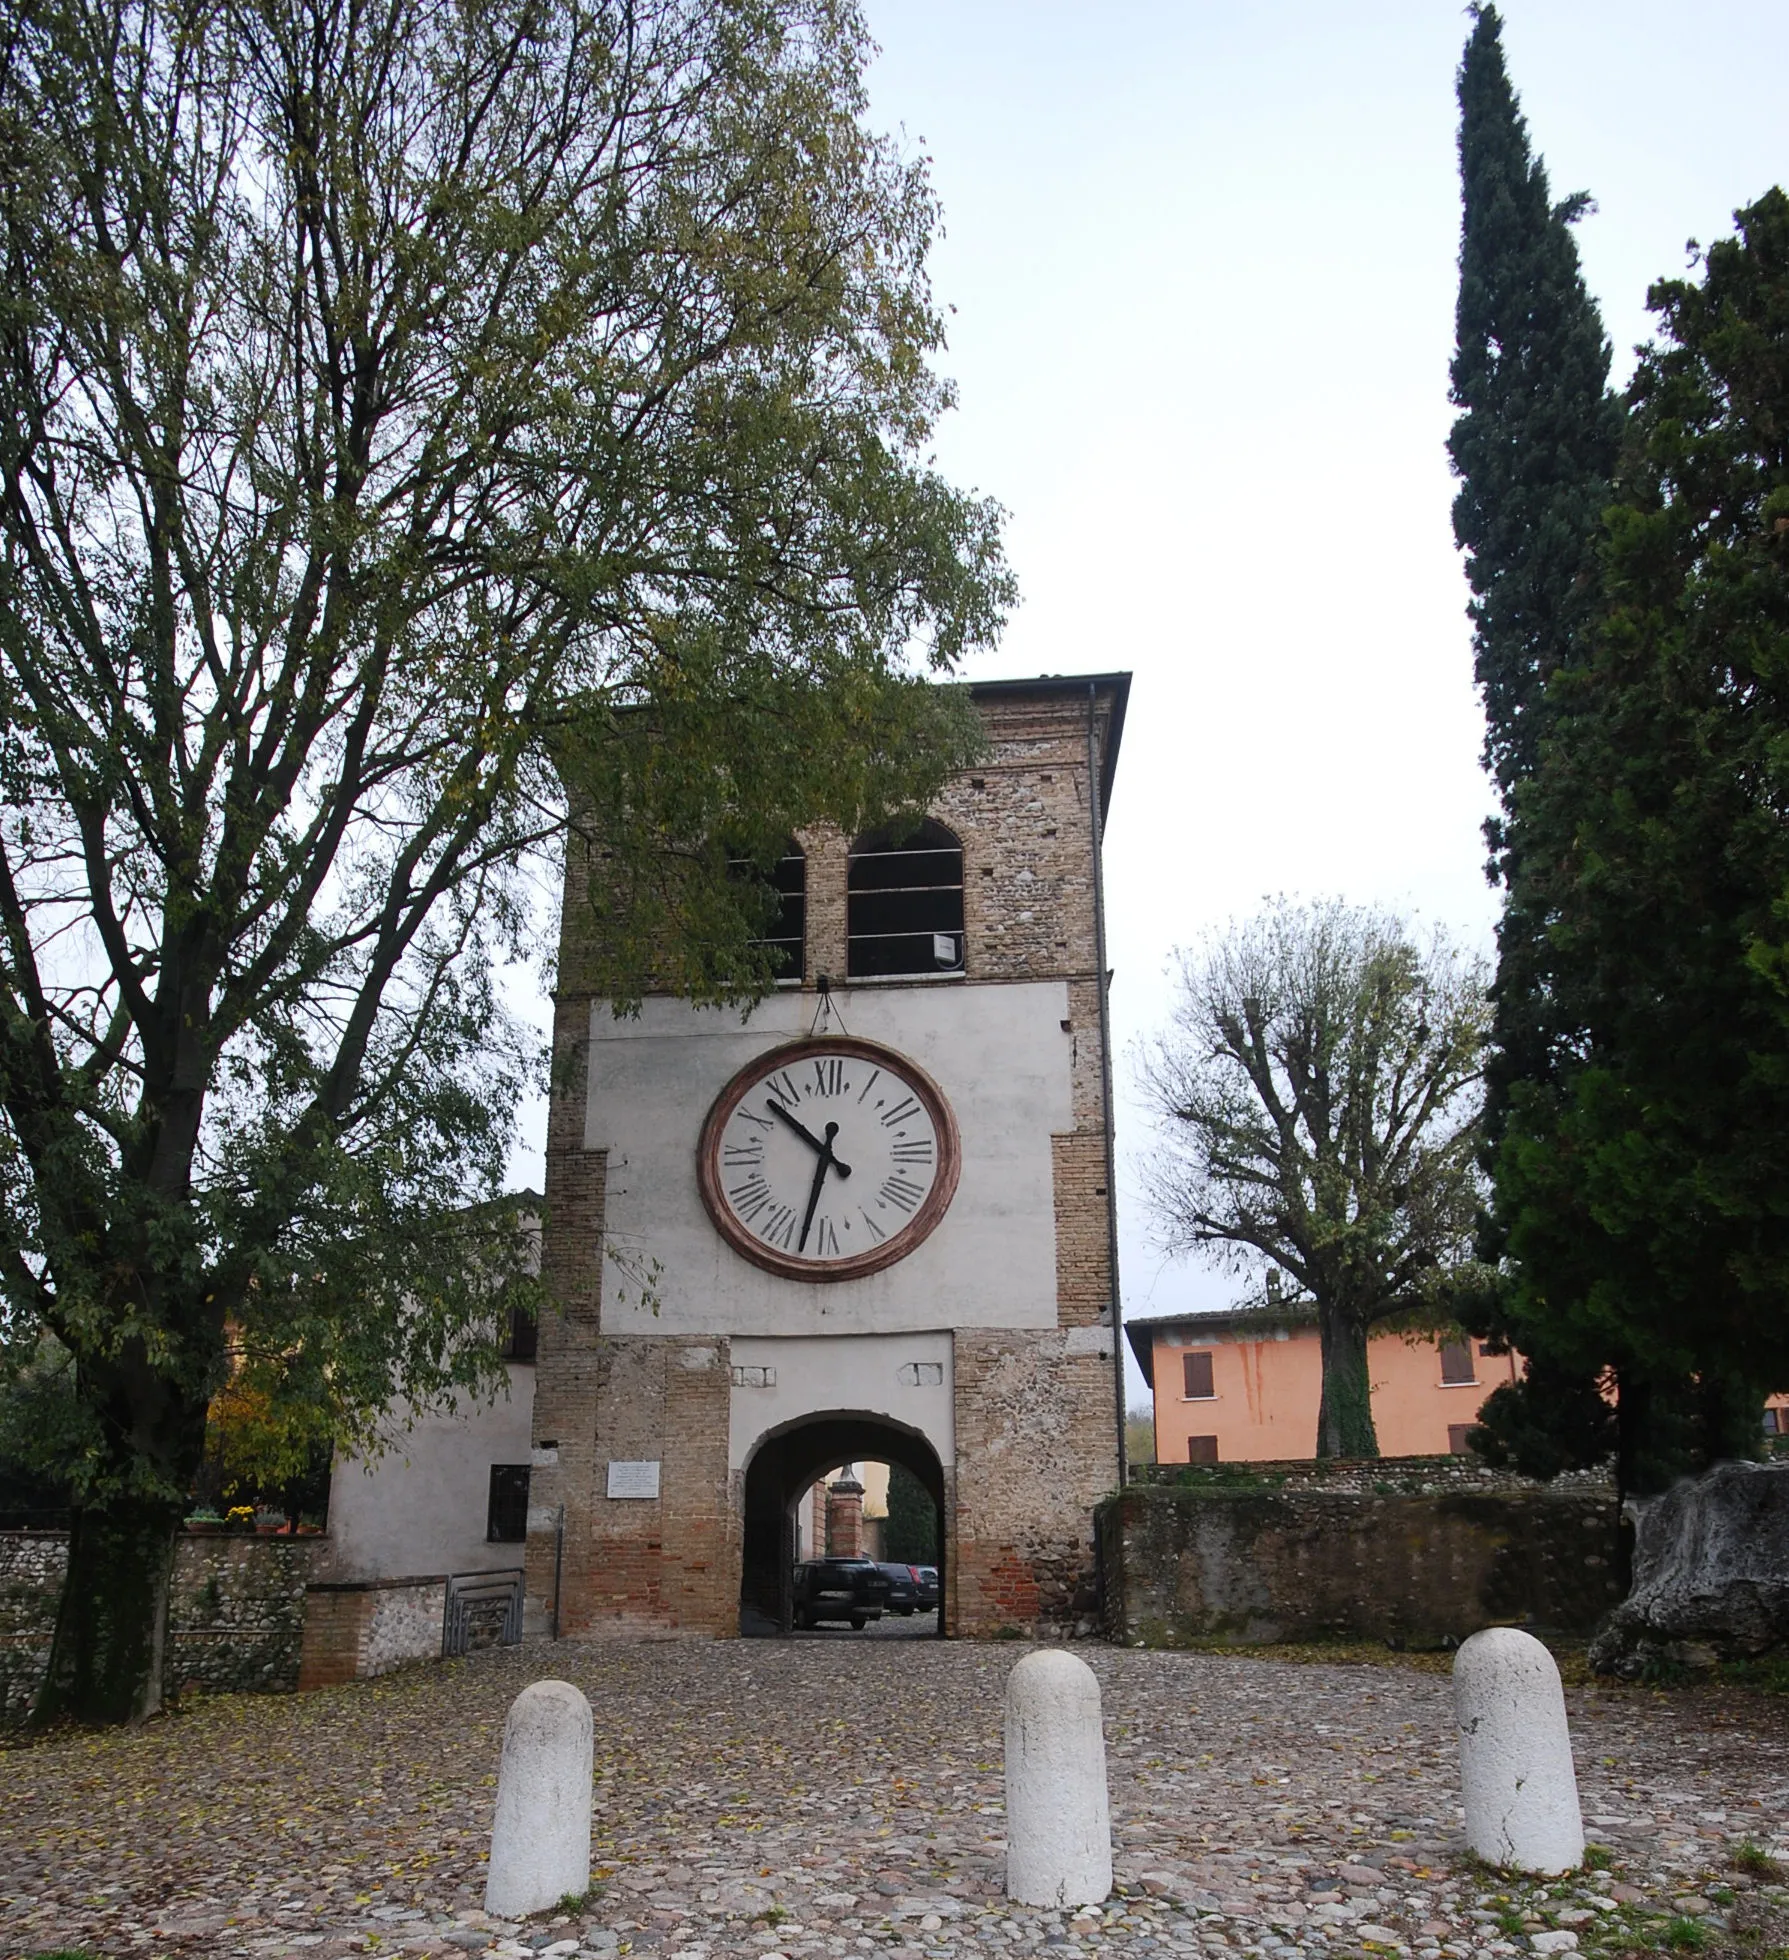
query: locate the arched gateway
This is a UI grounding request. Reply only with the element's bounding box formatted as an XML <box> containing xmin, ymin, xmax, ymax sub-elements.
<box><xmin>523</xmin><ymin>675</ymin><xmax>1131</xmax><ymax>1640</ymax></box>
<box><xmin>738</xmin><ymin>1414</ymin><xmax>945</xmax><ymax>1633</ymax></box>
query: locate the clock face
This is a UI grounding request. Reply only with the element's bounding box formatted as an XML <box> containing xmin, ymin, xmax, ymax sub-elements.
<box><xmin>697</xmin><ymin>1037</ymin><xmax>961</xmax><ymax>1281</ymax></box>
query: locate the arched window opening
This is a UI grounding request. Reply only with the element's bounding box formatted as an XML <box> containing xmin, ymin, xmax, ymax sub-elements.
<box><xmin>728</xmin><ymin>839</ymin><xmax>805</xmax><ymax>982</ymax></box>
<box><xmin>847</xmin><ymin>820</ymin><xmax>964</xmax><ymax>978</ymax></box>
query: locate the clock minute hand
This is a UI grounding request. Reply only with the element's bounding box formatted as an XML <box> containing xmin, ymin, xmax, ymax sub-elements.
<box><xmin>797</xmin><ymin>1120</ymin><xmax>853</xmax><ymax>1254</ymax></box>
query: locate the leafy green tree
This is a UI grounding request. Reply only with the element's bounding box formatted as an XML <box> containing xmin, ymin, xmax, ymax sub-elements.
<box><xmin>881</xmin><ymin>1460</ymin><xmax>937</xmax><ymax>1565</ymax></box>
<box><xmin>1136</xmin><ymin>901</ymin><xmax>1489</xmax><ymax>1459</ymax></box>
<box><xmin>1487</xmin><ymin>190</ymin><xmax>1789</xmax><ymax>1492</ymax></box>
<box><xmin>0</xmin><ymin>0</ymin><xmax>1009</xmax><ymax>1723</ymax></box>
<box><xmin>0</xmin><ymin>1335</ymin><xmax>81</xmax><ymax>1522</ymax></box>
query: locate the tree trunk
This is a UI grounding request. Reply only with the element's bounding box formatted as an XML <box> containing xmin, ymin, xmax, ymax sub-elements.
<box><xmin>1316</xmin><ymin>1308</ymin><xmax>1380</xmax><ymax>1459</ymax></box>
<box><xmin>31</xmin><ymin>1345</ymin><xmax>213</xmax><ymax>1728</ymax></box>
<box><xmin>32</xmin><ymin>1489</ymin><xmax>186</xmax><ymax>1726</ymax></box>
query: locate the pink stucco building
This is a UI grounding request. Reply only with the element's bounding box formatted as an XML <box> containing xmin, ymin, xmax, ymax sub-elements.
<box><xmin>1128</xmin><ymin>1309</ymin><xmax>1789</xmax><ymax>1464</ymax></box>
<box><xmin>1128</xmin><ymin>1309</ymin><xmax>1522</xmax><ymax>1463</ymax></box>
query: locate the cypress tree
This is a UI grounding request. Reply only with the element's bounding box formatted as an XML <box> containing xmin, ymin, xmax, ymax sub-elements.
<box><xmin>1449</xmin><ymin>3</ymin><xmax>1623</xmax><ymax>1136</ymax></box>
<box><xmin>1449</xmin><ymin>3</ymin><xmax>1624</xmax><ymax>813</ymax></box>
<box><xmin>1447</xmin><ymin>5</ymin><xmax>1624</xmax><ymax>1478</ymax></box>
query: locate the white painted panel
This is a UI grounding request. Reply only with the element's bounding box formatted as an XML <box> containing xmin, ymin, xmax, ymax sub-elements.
<box><xmin>587</xmin><ymin>983</ymin><xmax>1072</xmax><ymax>1336</ymax></box>
<box><xmin>323</xmin><ymin>1362</ymin><xmax>535</xmax><ymax>1582</ymax></box>
<box><xmin>727</xmin><ymin>1332</ymin><xmax>955</xmax><ymax>1473</ymax></box>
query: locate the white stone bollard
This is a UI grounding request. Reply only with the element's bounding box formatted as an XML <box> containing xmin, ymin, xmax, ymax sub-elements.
<box><xmin>1454</xmin><ymin>1627</ymin><xmax>1584</xmax><ymax>1874</ymax></box>
<box><xmin>485</xmin><ymin>1679</ymin><xmax>595</xmax><ymax>1918</ymax></box>
<box><xmin>1005</xmin><ymin>1649</ymin><xmax>1113</xmax><ymax>1908</ymax></box>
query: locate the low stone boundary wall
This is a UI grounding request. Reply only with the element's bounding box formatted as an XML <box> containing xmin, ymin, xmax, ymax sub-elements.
<box><xmin>298</xmin><ymin>1575</ymin><xmax>449</xmax><ymax>1690</ymax></box>
<box><xmin>1097</xmin><ymin>1471</ymin><xmax>1624</xmax><ymax>1649</ymax></box>
<box><xmin>1</xmin><ymin>1530</ymin><xmax>323</xmax><ymax>1725</ymax></box>
<box><xmin>0</xmin><ymin>1532</ymin><xmax>69</xmax><ymax>1727</ymax></box>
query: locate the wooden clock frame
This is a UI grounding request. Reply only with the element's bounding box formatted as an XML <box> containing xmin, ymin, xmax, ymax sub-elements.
<box><xmin>696</xmin><ymin>1035</ymin><xmax>962</xmax><ymax>1283</ymax></box>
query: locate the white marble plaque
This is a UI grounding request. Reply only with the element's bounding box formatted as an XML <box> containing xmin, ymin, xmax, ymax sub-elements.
<box><xmin>606</xmin><ymin>1459</ymin><xmax>661</xmax><ymax>1500</ymax></box>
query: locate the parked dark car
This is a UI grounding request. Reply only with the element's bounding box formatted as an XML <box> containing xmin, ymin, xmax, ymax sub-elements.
<box><xmin>877</xmin><ymin>1562</ymin><xmax>921</xmax><ymax>1615</ymax></box>
<box><xmin>875</xmin><ymin>1561</ymin><xmax>939</xmax><ymax>1613</ymax></box>
<box><xmin>792</xmin><ymin>1557</ymin><xmax>891</xmax><ymax>1629</ymax></box>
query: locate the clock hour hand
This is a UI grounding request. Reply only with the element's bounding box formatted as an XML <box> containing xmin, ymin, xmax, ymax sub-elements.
<box><xmin>797</xmin><ymin>1120</ymin><xmax>853</xmax><ymax>1253</ymax></box>
<box><xmin>767</xmin><ymin>1098</ymin><xmax>828</xmax><ymax>1156</ymax></box>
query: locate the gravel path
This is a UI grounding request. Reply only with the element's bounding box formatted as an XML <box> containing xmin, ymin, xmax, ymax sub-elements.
<box><xmin>3</xmin><ymin>1638</ymin><xmax>1786</xmax><ymax>1960</ymax></box>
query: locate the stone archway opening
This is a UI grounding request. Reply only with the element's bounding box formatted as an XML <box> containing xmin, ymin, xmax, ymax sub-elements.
<box><xmin>738</xmin><ymin>1413</ymin><xmax>946</xmax><ymax>1638</ymax></box>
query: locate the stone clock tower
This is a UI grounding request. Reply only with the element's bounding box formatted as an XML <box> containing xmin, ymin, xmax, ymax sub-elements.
<box><xmin>524</xmin><ymin>672</ymin><xmax>1129</xmax><ymax>1638</ymax></box>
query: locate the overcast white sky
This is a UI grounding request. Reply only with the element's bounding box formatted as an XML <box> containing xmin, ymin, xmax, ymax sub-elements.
<box><xmin>511</xmin><ymin>2</ymin><xmax>1789</xmax><ymax>1406</ymax></box>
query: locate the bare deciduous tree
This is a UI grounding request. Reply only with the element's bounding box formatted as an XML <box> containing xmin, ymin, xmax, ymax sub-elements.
<box><xmin>1136</xmin><ymin>900</ymin><xmax>1489</xmax><ymax>1458</ymax></box>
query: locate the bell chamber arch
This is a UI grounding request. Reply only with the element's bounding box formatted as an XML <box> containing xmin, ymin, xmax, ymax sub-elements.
<box><xmin>846</xmin><ymin>819</ymin><xmax>964</xmax><ymax>979</ymax></box>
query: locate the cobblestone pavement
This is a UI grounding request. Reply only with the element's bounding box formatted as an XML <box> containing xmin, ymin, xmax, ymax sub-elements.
<box><xmin>3</xmin><ymin>1639</ymin><xmax>1787</xmax><ymax>1960</ymax></box>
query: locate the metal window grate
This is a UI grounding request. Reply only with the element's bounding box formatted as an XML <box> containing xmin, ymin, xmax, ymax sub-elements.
<box><xmin>847</xmin><ymin>824</ymin><xmax>964</xmax><ymax>978</ymax></box>
<box><xmin>442</xmin><ymin>1567</ymin><xmax>525</xmax><ymax>1656</ymax></box>
<box><xmin>728</xmin><ymin>846</ymin><xmax>805</xmax><ymax>980</ymax></box>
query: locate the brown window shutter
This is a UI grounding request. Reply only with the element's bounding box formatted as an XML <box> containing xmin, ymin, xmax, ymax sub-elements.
<box><xmin>1439</xmin><ymin>1339</ymin><xmax>1475</xmax><ymax>1385</ymax></box>
<box><xmin>1182</xmin><ymin>1350</ymin><xmax>1215</xmax><ymax>1399</ymax></box>
<box><xmin>1187</xmin><ymin>1435</ymin><xmax>1219</xmax><ymax>1465</ymax></box>
<box><xmin>1447</xmin><ymin>1424</ymin><xmax>1474</xmax><ymax>1456</ymax></box>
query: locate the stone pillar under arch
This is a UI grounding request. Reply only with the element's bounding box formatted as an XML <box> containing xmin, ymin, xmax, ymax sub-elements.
<box><xmin>825</xmin><ymin>1468</ymin><xmax>865</xmax><ymax>1558</ymax></box>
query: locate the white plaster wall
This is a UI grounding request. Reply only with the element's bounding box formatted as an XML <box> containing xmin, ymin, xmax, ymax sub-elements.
<box><xmin>728</xmin><ymin>1333</ymin><xmax>955</xmax><ymax>1474</ymax></box>
<box><xmin>588</xmin><ymin>983</ymin><xmax>1072</xmax><ymax>1337</ymax></box>
<box><xmin>324</xmin><ymin>1362</ymin><xmax>535</xmax><ymax>1582</ymax></box>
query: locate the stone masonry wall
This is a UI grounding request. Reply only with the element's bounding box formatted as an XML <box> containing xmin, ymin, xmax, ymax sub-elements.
<box><xmin>953</xmin><ymin>1329</ymin><xmax>1118</xmax><ymax>1637</ymax></box>
<box><xmin>2</xmin><ymin>1531</ymin><xmax>324</xmax><ymax>1724</ymax></box>
<box><xmin>1097</xmin><ymin>1482</ymin><xmax>1625</xmax><ymax>1649</ymax></box>
<box><xmin>0</xmin><ymin>1532</ymin><xmax>68</xmax><ymax>1727</ymax></box>
<box><xmin>365</xmin><ymin>1578</ymin><xmax>449</xmax><ymax>1673</ymax></box>
<box><xmin>166</xmin><ymin>1534</ymin><xmax>321</xmax><ymax>1697</ymax></box>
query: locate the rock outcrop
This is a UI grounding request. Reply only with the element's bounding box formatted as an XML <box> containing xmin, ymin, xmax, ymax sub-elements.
<box><xmin>1590</xmin><ymin>1459</ymin><xmax>1789</xmax><ymax>1677</ymax></box>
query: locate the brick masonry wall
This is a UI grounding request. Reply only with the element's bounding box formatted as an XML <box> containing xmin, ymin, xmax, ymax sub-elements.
<box><xmin>525</xmin><ymin>980</ymin><xmax>607</xmax><ymax>1636</ymax></box>
<box><xmin>1097</xmin><ymin>1483</ymin><xmax>1626</xmax><ymax>1648</ymax></box>
<box><xmin>535</xmin><ymin>1330</ymin><xmax>737</xmax><ymax>1639</ymax></box>
<box><xmin>536</xmin><ymin>679</ymin><xmax>1127</xmax><ymax>1640</ymax></box>
<box><xmin>3</xmin><ymin>1531</ymin><xmax>325</xmax><ymax>1723</ymax></box>
<box><xmin>296</xmin><ymin>1576</ymin><xmax>447</xmax><ymax>1689</ymax></box>
<box><xmin>825</xmin><ymin>1484</ymin><xmax>865</xmax><ymax>1557</ymax></box>
<box><xmin>296</xmin><ymin>1586</ymin><xmax>366</xmax><ymax>1690</ymax></box>
<box><xmin>656</xmin><ymin>1340</ymin><xmax>736</xmax><ymax>1633</ymax></box>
